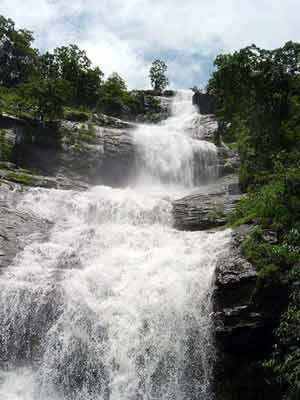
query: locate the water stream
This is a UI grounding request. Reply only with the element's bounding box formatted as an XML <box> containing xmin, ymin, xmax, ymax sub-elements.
<box><xmin>0</xmin><ymin>91</ymin><xmax>231</xmax><ymax>400</ymax></box>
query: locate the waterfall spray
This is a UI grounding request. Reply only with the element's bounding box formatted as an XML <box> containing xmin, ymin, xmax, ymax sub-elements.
<box><xmin>0</xmin><ymin>91</ymin><xmax>230</xmax><ymax>400</ymax></box>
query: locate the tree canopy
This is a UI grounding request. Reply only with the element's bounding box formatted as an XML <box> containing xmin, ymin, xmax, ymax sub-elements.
<box><xmin>208</xmin><ymin>42</ymin><xmax>300</xmax><ymax>188</ymax></box>
<box><xmin>0</xmin><ymin>15</ymin><xmax>37</xmax><ymax>87</ymax></box>
<box><xmin>0</xmin><ymin>15</ymin><xmax>134</xmax><ymax>120</ymax></box>
<box><xmin>0</xmin><ymin>15</ymin><xmax>169</xmax><ymax>122</ymax></box>
<box><xmin>149</xmin><ymin>59</ymin><xmax>169</xmax><ymax>93</ymax></box>
<box><xmin>212</xmin><ymin>42</ymin><xmax>300</xmax><ymax>400</ymax></box>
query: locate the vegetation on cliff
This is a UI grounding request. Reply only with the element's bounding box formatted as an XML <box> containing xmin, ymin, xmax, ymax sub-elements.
<box><xmin>208</xmin><ymin>42</ymin><xmax>300</xmax><ymax>399</ymax></box>
<box><xmin>0</xmin><ymin>15</ymin><xmax>167</xmax><ymax>122</ymax></box>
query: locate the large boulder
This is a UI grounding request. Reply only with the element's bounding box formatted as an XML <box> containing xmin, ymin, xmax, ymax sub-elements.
<box><xmin>173</xmin><ymin>190</ymin><xmax>241</xmax><ymax>231</ymax></box>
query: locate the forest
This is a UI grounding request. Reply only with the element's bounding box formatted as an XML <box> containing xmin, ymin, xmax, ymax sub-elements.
<box><xmin>208</xmin><ymin>42</ymin><xmax>300</xmax><ymax>399</ymax></box>
<box><xmin>0</xmin><ymin>15</ymin><xmax>168</xmax><ymax>122</ymax></box>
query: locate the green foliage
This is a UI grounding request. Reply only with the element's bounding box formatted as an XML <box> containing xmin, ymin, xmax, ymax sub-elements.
<box><xmin>214</xmin><ymin>44</ymin><xmax>300</xmax><ymax>395</ymax></box>
<box><xmin>265</xmin><ymin>281</ymin><xmax>300</xmax><ymax>400</ymax></box>
<box><xmin>20</xmin><ymin>78</ymin><xmax>72</xmax><ymax>121</ymax></box>
<box><xmin>0</xmin><ymin>129</ymin><xmax>13</xmax><ymax>161</ymax></box>
<box><xmin>0</xmin><ymin>15</ymin><xmax>37</xmax><ymax>87</ymax></box>
<box><xmin>228</xmin><ymin>143</ymin><xmax>300</xmax><ymax>398</ymax></box>
<box><xmin>127</xmin><ymin>91</ymin><xmax>161</xmax><ymax>115</ymax></box>
<box><xmin>97</xmin><ymin>73</ymin><xmax>129</xmax><ymax>116</ymax></box>
<box><xmin>149</xmin><ymin>59</ymin><xmax>169</xmax><ymax>93</ymax></box>
<box><xmin>51</xmin><ymin>45</ymin><xmax>104</xmax><ymax>107</ymax></box>
<box><xmin>208</xmin><ymin>42</ymin><xmax>300</xmax><ymax>189</ymax></box>
<box><xmin>6</xmin><ymin>171</ymin><xmax>33</xmax><ymax>185</ymax></box>
<box><xmin>63</xmin><ymin>107</ymin><xmax>91</xmax><ymax>122</ymax></box>
<box><xmin>229</xmin><ymin>180</ymin><xmax>288</xmax><ymax>228</ymax></box>
<box><xmin>0</xmin><ymin>15</ymin><xmax>169</xmax><ymax>123</ymax></box>
<box><xmin>0</xmin><ymin>86</ymin><xmax>28</xmax><ymax>116</ymax></box>
<box><xmin>0</xmin><ymin>15</ymin><xmax>105</xmax><ymax>118</ymax></box>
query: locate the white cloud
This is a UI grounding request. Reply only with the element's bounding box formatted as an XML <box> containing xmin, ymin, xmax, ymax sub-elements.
<box><xmin>1</xmin><ymin>0</ymin><xmax>300</xmax><ymax>88</ymax></box>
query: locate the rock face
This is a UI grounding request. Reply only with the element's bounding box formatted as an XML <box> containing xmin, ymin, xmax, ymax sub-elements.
<box><xmin>0</xmin><ymin>161</ymin><xmax>89</xmax><ymax>190</ymax></box>
<box><xmin>186</xmin><ymin>113</ymin><xmax>240</xmax><ymax>177</ymax></box>
<box><xmin>212</xmin><ymin>226</ymin><xmax>287</xmax><ymax>400</ymax></box>
<box><xmin>0</xmin><ymin>113</ymin><xmax>136</xmax><ymax>187</ymax></box>
<box><xmin>217</xmin><ymin>145</ymin><xmax>240</xmax><ymax>177</ymax></box>
<box><xmin>0</xmin><ymin>91</ymin><xmax>174</xmax><ymax>188</ymax></box>
<box><xmin>172</xmin><ymin>176</ymin><xmax>242</xmax><ymax>230</ymax></box>
<box><xmin>172</xmin><ymin>178</ymin><xmax>284</xmax><ymax>399</ymax></box>
<box><xmin>192</xmin><ymin>92</ymin><xmax>216</xmax><ymax>114</ymax></box>
<box><xmin>189</xmin><ymin>114</ymin><xmax>219</xmax><ymax>143</ymax></box>
<box><xmin>129</xmin><ymin>93</ymin><xmax>173</xmax><ymax>124</ymax></box>
<box><xmin>173</xmin><ymin>191</ymin><xmax>241</xmax><ymax>230</ymax></box>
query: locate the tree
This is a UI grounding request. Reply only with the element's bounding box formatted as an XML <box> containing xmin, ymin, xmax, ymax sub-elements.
<box><xmin>53</xmin><ymin>44</ymin><xmax>103</xmax><ymax>107</ymax></box>
<box><xmin>149</xmin><ymin>59</ymin><xmax>169</xmax><ymax>93</ymax></box>
<box><xmin>98</xmin><ymin>72</ymin><xmax>129</xmax><ymax>116</ymax></box>
<box><xmin>207</xmin><ymin>42</ymin><xmax>300</xmax><ymax>188</ymax></box>
<box><xmin>211</xmin><ymin>43</ymin><xmax>300</xmax><ymax>400</ymax></box>
<box><xmin>21</xmin><ymin>78</ymin><xmax>72</xmax><ymax>121</ymax></box>
<box><xmin>0</xmin><ymin>15</ymin><xmax>37</xmax><ymax>87</ymax></box>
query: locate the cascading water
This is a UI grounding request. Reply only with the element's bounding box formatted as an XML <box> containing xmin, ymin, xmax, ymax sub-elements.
<box><xmin>0</xmin><ymin>91</ymin><xmax>230</xmax><ymax>400</ymax></box>
<box><xmin>132</xmin><ymin>91</ymin><xmax>218</xmax><ymax>187</ymax></box>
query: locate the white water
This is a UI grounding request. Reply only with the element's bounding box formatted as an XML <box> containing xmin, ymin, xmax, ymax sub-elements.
<box><xmin>132</xmin><ymin>91</ymin><xmax>218</xmax><ymax>187</ymax></box>
<box><xmin>0</xmin><ymin>91</ymin><xmax>230</xmax><ymax>400</ymax></box>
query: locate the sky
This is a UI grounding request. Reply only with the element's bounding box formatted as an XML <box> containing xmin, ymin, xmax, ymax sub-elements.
<box><xmin>1</xmin><ymin>0</ymin><xmax>300</xmax><ymax>89</ymax></box>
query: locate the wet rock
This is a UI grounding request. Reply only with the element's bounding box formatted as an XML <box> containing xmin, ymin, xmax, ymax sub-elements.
<box><xmin>101</xmin><ymin>127</ymin><xmax>135</xmax><ymax>185</ymax></box>
<box><xmin>212</xmin><ymin>226</ymin><xmax>287</xmax><ymax>400</ymax></box>
<box><xmin>128</xmin><ymin>93</ymin><xmax>172</xmax><ymax>124</ymax></box>
<box><xmin>189</xmin><ymin>114</ymin><xmax>219</xmax><ymax>143</ymax></box>
<box><xmin>192</xmin><ymin>92</ymin><xmax>216</xmax><ymax>114</ymax></box>
<box><xmin>217</xmin><ymin>146</ymin><xmax>240</xmax><ymax>177</ymax></box>
<box><xmin>213</xmin><ymin>227</ymin><xmax>260</xmax><ymax>349</ymax></box>
<box><xmin>0</xmin><ymin>113</ymin><xmax>136</xmax><ymax>187</ymax></box>
<box><xmin>173</xmin><ymin>192</ymin><xmax>241</xmax><ymax>231</ymax></box>
<box><xmin>0</xmin><ymin>162</ymin><xmax>89</xmax><ymax>190</ymax></box>
<box><xmin>91</xmin><ymin>113</ymin><xmax>135</xmax><ymax>130</ymax></box>
<box><xmin>228</xmin><ymin>182</ymin><xmax>241</xmax><ymax>195</ymax></box>
<box><xmin>0</xmin><ymin>180</ymin><xmax>51</xmax><ymax>270</ymax></box>
<box><xmin>186</xmin><ymin>114</ymin><xmax>240</xmax><ymax>177</ymax></box>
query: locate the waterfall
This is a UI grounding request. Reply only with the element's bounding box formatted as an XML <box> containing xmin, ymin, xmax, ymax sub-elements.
<box><xmin>132</xmin><ymin>91</ymin><xmax>218</xmax><ymax>187</ymax></box>
<box><xmin>0</xmin><ymin>91</ymin><xmax>230</xmax><ymax>400</ymax></box>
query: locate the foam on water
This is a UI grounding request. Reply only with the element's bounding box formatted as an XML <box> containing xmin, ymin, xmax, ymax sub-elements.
<box><xmin>0</xmin><ymin>91</ymin><xmax>230</xmax><ymax>400</ymax></box>
<box><xmin>132</xmin><ymin>91</ymin><xmax>218</xmax><ymax>187</ymax></box>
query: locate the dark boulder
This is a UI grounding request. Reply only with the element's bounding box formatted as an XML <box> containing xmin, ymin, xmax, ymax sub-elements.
<box><xmin>192</xmin><ymin>92</ymin><xmax>216</xmax><ymax>115</ymax></box>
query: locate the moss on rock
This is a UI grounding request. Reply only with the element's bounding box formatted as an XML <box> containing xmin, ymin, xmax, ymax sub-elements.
<box><xmin>0</xmin><ymin>129</ymin><xmax>14</xmax><ymax>161</ymax></box>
